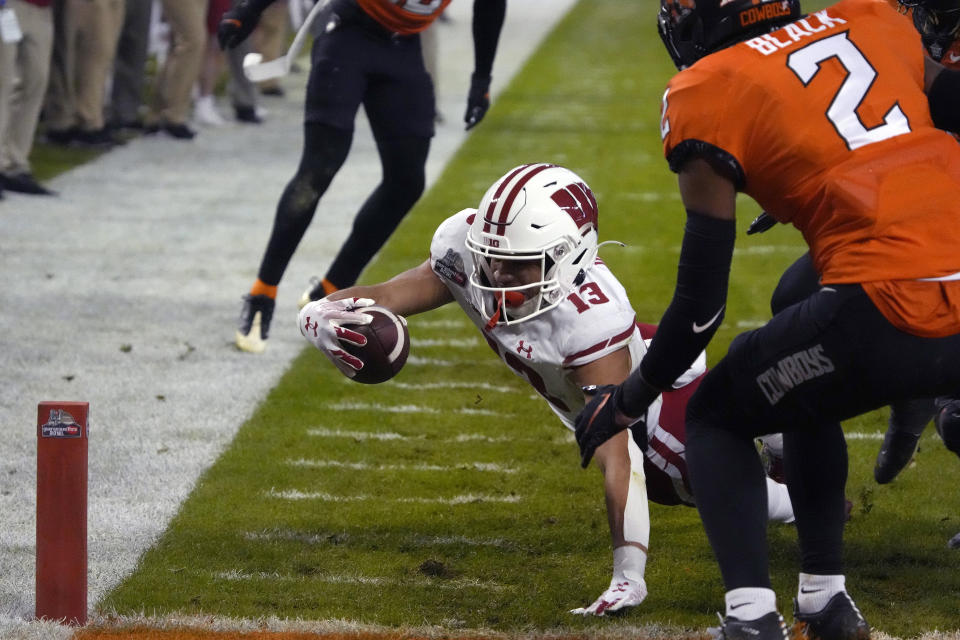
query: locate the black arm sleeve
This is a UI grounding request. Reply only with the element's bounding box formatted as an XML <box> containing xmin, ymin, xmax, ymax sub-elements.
<box><xmin>472</xmin><ymin>0</ymin><xmax>506</xmax><ymax>77</ymax></box>
<box><xmin>618</xmin><ymin>210</ymin><xmax>736</xmax><ymax>416</ymax></box>
<box><xmin>928</xmin><ymin>66</ymin><xmax>960</xmax><ymax>133</ymax></box>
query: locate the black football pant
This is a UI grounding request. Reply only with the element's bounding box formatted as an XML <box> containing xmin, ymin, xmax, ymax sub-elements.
<box><xmin>773</xmin><ymin>253</ymin><xmax>938</xmax><ymax>437</ymax></box>
<box><xmin>256</xmin><ymin>122</ymin><xmax>429</xmax><ymax>288</ymax></box>
<box><xmin>685</xmin><ymin>283</ymin><xmax>960</xmax><ymax>590</ymax></box>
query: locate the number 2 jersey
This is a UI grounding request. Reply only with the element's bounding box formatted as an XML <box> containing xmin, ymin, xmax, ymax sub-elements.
<box><xmin>430</xmin><ymin>208</ymin><xmax>706</xmax><ymax>505</ymax></box>
<box><xmin>660</xmin><ymin>0</ymin><xmax>960</xmax><ymax>337</ymax></box>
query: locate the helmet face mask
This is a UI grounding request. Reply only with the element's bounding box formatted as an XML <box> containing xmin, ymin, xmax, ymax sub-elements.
<box><xmin>466</xmin><ymin>164</ymin><xmax>599</xmax><ymax>326</ymax></box>
<box><xmin>658</xmin><ymin>0</ymin><xmax>802</xmax><ymax>69</ymax></box>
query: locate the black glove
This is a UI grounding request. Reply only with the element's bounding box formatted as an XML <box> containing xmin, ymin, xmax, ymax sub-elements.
<box><xmin>746</xmin><ymin>211</ymin><xmax>779</xmax><ymax>235</ymax></box>
<box><xmin>464</xmin><ymin>73</ymin><xmax>491</xmax><ymax>130</ymax></box>
<box><xmin>217</xmin><ymin>0</ymin><xmax>264</xmax><ymax>50</ymax></box>
<box><xmin>575</xmin><ymin>384</ymin><xmax>647</xmax><ymax>469</ymax></box>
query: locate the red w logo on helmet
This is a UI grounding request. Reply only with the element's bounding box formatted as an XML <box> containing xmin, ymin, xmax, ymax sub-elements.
<box><xmin>551</xmin><ymin>182</ymin><xmax>598</xmax><ymax>231</ymax></box>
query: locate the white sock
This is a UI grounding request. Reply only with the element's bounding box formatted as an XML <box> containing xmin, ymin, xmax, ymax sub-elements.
<box><xmin>765</xmin><ymin>476</ymin><xmax>795</xmax><ymax>523</ymax></box>
<box><xmin>797</xmin><ymin>573</ymin><xmax>845</xmax><ymax>613</ymax></box>
<box><xmin>725</xmin><ymin>586</ymin><xmax>777</xmax><ymax>620</ymax></box>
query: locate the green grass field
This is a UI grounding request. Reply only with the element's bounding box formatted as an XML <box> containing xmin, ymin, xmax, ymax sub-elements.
<box><xmin>96</xmin><ymin>0</ymin><xmax>960</xmax><ymax>636</ymax></box>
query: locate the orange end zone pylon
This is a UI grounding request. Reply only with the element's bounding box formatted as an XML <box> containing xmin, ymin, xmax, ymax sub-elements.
<box><xmin>36</xmin><ymin>401</ymin><xmax>88</xmax><ymax>626</ymax></box>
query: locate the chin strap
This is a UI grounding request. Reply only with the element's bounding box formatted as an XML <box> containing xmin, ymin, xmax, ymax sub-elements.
<box><xmin>483</xmin><ymin>291</ymin><xmax>527</xmax><ymax>330</ymax></box>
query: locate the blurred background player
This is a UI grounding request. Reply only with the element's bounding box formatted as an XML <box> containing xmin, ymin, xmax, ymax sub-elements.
<box><xmin>298</xmin><ymin>164</ymin><xmax>796</xmax><ymax>615</ymax></box>
<box><xmin>219</xmin><ymin>0</ymin><xmax>507</xmax><ymax>353</ymax></box>
<box><xmin>573</xmin><ymin>0</ymin><xmax>960</xmax><ymax>636</ymax></box>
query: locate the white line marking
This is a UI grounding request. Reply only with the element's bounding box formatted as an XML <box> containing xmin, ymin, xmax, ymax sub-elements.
<box><xmin>286</xmin><ymin>459</ymin><xmax>518</xmax><ymax>473</ymax></box>
<box><xmin>416</xmin><ymin>319</ymin><xmax>471</xmax><ymax>329</ymax></box>
<box><xmin>327</xmin><ymin>401</ymin><xmax>502</xmax><ymax>415</ymax></box>
<box><xmin>212</xmin><ymin>570</ymin><xmax>509</xmax><ymax>591</ymax></box>
<box><xmin>306</xmin><ymin>427</ymin><xmax>555</xmax><ymax>444</ymax></box>
<box><xmin>243</xmin><ymin>528</ymin><xmax>517</xmax><ymax>549</ymax></box>
<box><xmin>391</xmin><ymin>381</ymin><xmax>518</xmax><ymax>393</ymax></box>
<box><xmin>265</xmin><ymin>489</ymin><xmax>522</xmax><ymax>504</ymax></box>
<box><xmin>412</xmin><ymin>337</ymin><xmax>480</xmax><ymax>348</ymax></box>
<box><xmin>844</xmin><ymin>432</ymin><xmax>884</xmax><ymax>440</ymax></box>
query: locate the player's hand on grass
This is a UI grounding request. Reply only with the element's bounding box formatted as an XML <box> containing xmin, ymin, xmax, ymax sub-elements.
<box><xmin>570</xmin><ymin>574</ymin><xmax>648</xmax><ymax>616</ymax></box>
<box><xmin>299</xmin><ymin>297</ymin><xmax>375</xmax><ymax>377</ymax></box>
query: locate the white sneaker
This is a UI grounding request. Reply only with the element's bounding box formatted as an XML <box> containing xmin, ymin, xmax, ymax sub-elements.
<box><xmin>195</xmin><ymin>95</ymin><xmax>226</xmax><ymax>127</ymax></box>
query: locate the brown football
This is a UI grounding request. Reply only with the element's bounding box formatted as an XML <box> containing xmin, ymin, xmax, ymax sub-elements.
<box><xmin>339</xmin><ymin>306</ymin><xmax>410</xmax><ymax>384</ymax></box>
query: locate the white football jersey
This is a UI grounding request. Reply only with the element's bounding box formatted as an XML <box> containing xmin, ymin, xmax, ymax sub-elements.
<box><xmin>430</xmin><ymin>209</ymin><xmax>643</xmax><ymax>425</ymax></box>
<box><xmin>430</xmin><ymin>209</ymin><xmax>707</xmax><ymax>505</ymax></box>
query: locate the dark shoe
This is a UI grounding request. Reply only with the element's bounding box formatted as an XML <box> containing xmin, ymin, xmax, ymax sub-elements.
<box><xmin>235</xmin><ymin>294</ymin><xmax>275</xmax><ymax>353</ymax></box>
<box><xmin>162</xmin><ymin>122</ymin><xmax>196</xmax><ymax>139</ymax></box>
<box><xmin>44</xmin><ymin>127</ymin><xmax>77</xmax><ymax>146</ymax></box>
<box><xmin>711</xmin><ymin>612</ymin><xmax>788</xmax><ymax>640</ymax></box>
<box><xmin>873</xmin><ymin>428</ymin><xmax>920</xmax><ymax>484</ymax></box>
<box><xmin>73</xmin><ymin>128</ymin><xmax>124</xmax><ymax>149</ymax></box>
<box><xmin>234</xmin><ymin>105</ymin><xmax>263</xmax><ymax>124</ymax></box>
<box><xmin>2</xmin><ymin>172</ymin><xmax>56</xmax><ymax>195</ymax></box>
<box><xmin>297</xmin><ymin>276</ymin><xmax>339</xmax><ymax>309</ymax></box>
<box><xmin>934</xmin><ymin>396</ymin><xmax>960</xmax><ymax>454</ymax></box>
<box><xmin>260</xmin><ymin>85</ymin><xmax>285</xmax><ymax>97</ymax></box>
<box><xmin>792</xmin><ymin>592</ymin><xmax>870</xmax><ymax>640</ymax></box>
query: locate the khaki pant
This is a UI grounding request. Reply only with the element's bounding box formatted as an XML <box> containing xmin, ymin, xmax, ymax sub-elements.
<box><xmin>44</xmin><ymin>0</ymin><xmax>124</xmax><ymax>132</ymax></box>
<box><xmin>149</xmin><ymin>0</ymin><xmax>207</xmax><ymax>125</ymax></box>
<box><xmin>0</xmin><ymin>0</ymin><xmax>54</xmax><ymax>174</ymax></box>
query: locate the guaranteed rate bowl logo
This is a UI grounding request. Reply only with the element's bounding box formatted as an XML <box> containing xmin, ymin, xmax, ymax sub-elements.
<box><xmin>41</xmin><ymin>409</ymin><xmax>83</xmax><ymax>438</ymax></box>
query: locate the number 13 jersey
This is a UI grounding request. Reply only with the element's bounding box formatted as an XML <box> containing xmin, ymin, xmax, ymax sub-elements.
<box><xmin>429</xmin><ymin>208</ymin><xmax>645</xmax><ymax>429</ymax></box>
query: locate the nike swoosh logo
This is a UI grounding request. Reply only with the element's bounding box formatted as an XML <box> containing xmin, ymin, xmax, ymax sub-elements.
<box><xmin>692</xmin><ymin>306</ymin><xmax>724</xmax><ymax>334</ymax></box>
<box><xmin>949</xmin><ymin>52</ymin><xmax>960</xmax><ymax>62</ymax></box>
<box><xmin>799</xmin><ymin>587</ymin><xmax>824</xmax><ymax>594</ymax></box>
<box><xmin>729</xmin><ymin>602</ymin><xmax>750</xmax><ymax>610</ymax></box>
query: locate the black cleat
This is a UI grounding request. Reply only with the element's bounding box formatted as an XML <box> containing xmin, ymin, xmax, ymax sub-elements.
<box><xmin>873</xmin><ymin>428</ymin><xmax>920</xmax><ymax>484</ymax></box>
<box><xmin>934</xmin><ymin>397</ymin><xmax>960</xmax><ymax>454</ymax></box>
<box><xmin>711</xmin><ymin>612</ymin><xmax>789</xmax><ymax>640</ymax></box>
<box><xmin>792</xmin><ymin>592</ymin><xmax>870</xmax><ymax>640</ymax></box>
<box><xmin>235</xmin><ymin>294</ymin><xmax>275</xmax><ymax>353</ymax></box>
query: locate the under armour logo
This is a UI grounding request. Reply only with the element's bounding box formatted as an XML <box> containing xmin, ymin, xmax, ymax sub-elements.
<box><xmin>303</xmin><ymin>316</ymin><xmax>319</xmax><ymax>338</ymax></box>
<box><xmin>517</xmin><ymin>341</ymin><xmax>532</xmax><ymax>358</ymax></box>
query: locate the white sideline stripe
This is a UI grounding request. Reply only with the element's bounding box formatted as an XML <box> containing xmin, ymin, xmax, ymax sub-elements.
<box><xmin>213</xmin><ymin>570</ymin><xmax>509</xmax><ymax>591</ymax></box>
<box><xmin>406</xmin><ymin>355</ymin><xmax>458</xmax><ymax>366</ymax></box>
<box><xmin>412</xmin><ymin>337</ymin><xmax>481</xmax><ymax>348</ymax></box>
<box><xmin>327</xmin><ymin>401</ymin><xmax>502</xmax><ymax>416</ymax></box>
<box><xmin>243</xmin><ymin>528</ymin><xmax>516</xmax><ymax>549</ymax></box>
<box><xmin>622</xmin><ymin>192</ymin><xmax>682</xmax><ymax>201</ymax></box>
<box><xmin>735</xmin><ymin>320</ymin><xmax>766</xmax><ymax>329</ymax></box>
<box><xmin>392</xmin><ymin>381</ymin><xmax>518</xmax><ymax>393</ymax></box>
<box><xmin>265</xmin><ymin>489</ymin><xmax>522</xmax><ymax>504</ymax></box>
<box><xmin>286</xmin><ymin>458</ymin><xmax>518</xmax><ymax>473</ymax></box>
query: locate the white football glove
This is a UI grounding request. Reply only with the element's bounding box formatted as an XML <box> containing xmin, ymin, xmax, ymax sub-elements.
<box><xmin>298</xmin><ymin>297</ymin><xmax>376</xmax><ymax>378</ymax></box>
<box><xmin>570</xmin><ymin>573</ymin><xmax>648</xmax><ymax>616</ymax></box>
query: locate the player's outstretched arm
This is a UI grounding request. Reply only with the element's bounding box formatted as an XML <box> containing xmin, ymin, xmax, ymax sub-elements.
<box><xmin>326</xmin><ymin>259</ymin><xmax>454</xmax><ymax>318</ymax></box>
<box><xmin>570</xmin><ymin>349</ymin><xmax>650</xmax><ymax>616</ymax></box>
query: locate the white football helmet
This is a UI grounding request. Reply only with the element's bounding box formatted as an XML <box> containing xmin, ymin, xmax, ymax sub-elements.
<box><xmin>466</xmin><ymin>163</ymin><xmax>600</xmax><ymax>325</ymax></box>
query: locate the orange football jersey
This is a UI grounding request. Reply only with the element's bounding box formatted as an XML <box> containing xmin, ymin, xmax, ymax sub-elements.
<box><xmin>660</xmin><ymin>0</ymin><xmax>960</xmax><ymax>336</ymax></box>
<box><xmin>356</xmin><ymin>0</ymin><xmax>453</xmax><ymax>34</ymax></box>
